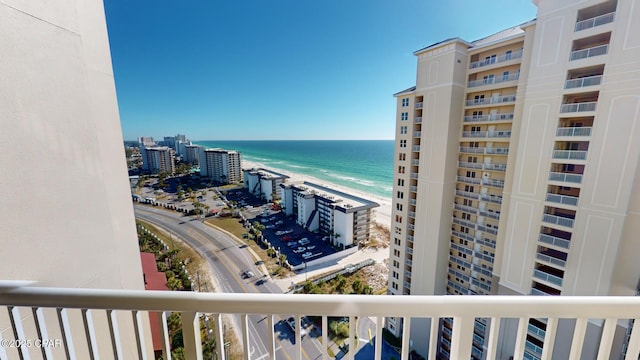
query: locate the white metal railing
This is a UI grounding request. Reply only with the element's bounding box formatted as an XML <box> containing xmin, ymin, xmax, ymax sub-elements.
<box><xmin>414</xmin><ymin>131</ymin><xmax>421</xmax><ymax>137</ymax></box>
<box><xmin>533</xmin><ymin>269</ymin><xmax>564</xmax><ymax>287</ymax></box>
<box><xmin>5</xmin><ymin>285</ymin><xmax>640</xmax><ymax>360</ymax></box>
<box><xmin>414</xmin><ymin>117</ymin><xmax>422</xmax><ymax>123</ymax></box>
<box><xmin>542</xmin><ymin>214</ymin><xmax>575</xmax><ymax>228</ymax></box>
<box><xmin>481</xmin><ymin>194</ymin><xmax>503</xmax><ymax>204</ymax></box>
<box><xmin>548</xmin><ymin>172</ymin><xmax>583</xmax><ymax>184</ymax></box>
<box><xmin>469</xmin><ymin>50</ymin><xmax>523</xmax><ymax>69</ymax></box>
<box><xmin>483</xmin><ymin>178</ymin><xmax>505</xmax><ymax>188</ymax></box>
<box><xmin>464</xmin><ymin>113</ymin><xmax>515</xmax><ymax>123</ymax></box>
<box><xmin>485</xmin><ymin>147</ymin><xmax>509</xmax><ymax>155</ymax></box>
<box><xmin>412</xmin><ymin>145</ymin><xmax>421</xmax><ymax>151</ymax></box>
<box><xmin>553</xmin><ymin>150</ymin><xmax>588</xmax><ymax>160</ymax></box>
<box><xmin>416</xmin><ymin>102</ymin><xmax>424</xmax><ymax>109</ymax></box>
<box><xmin>565</xmin><ymin>75</ymin><xmax>602</xmax><ymax>89</ymax></box>
<box><xmin>454</xmin><ymin>204</ymin><xmax>478</xmax><ymax>215</ymax></box>
<box><xmin>410</xmin><ymin>186</ymin><xmax>418</xmax><ymax>192</ymax></box>
<box><xmin>477</xmin><ymin>224</ymin><xmax>498</xmax><ymax>235</ymax></box>
<box><xmin>465</xmin><ymin>94</ymin><xmax>516</xmax><ymax>106</ymax></box>
<box><xmin>484</xmin><ymin>163</ymin><xmax>507</xmax><ymax>171</ymax></box>
<box><xmin>411</xmin><ymin>159</ymin><xmax>420</xmax><ymax>165</ymax></box>
<box><xmin>468</xmin><ymin>72</ymin><xmax>520</xmax><ymax>88</ymax></box>
<box><xmin>458</xmin><ymin>161</ymin><xmax>483</xmax><ymax>169</ymax></box>
<box><xmin>560</xmin><ymin>101</ymin><xmax>597</xmax><ymax>113</ymax></box>
<box><xmin>545</xmin><ymin>193</ymin><xmax>579</xmax><ymax>206</ymax></box>
<box><xmin>457</xmin><ymin>176</ymin><xmax>482</xmax><ymax>185</ymax></box>
<box><xmin>456</xmin><ymin>190</ymin><xmax>480</xmax><ymax>200</ymax></box>
<box><xmin>410</xmin><ymin>173</ymin><xmax>419</xmax><ymax>179</ymax></box>
<box><xmin>479</xmin><ymin>210</ymin><xmax>500</xmax><ymax>221</ymax></box>
<box><xmin>462</xmin><ymin>131</ymin><xmax>511</xmax><ymax>138</ymax></box>
<box><xmin>556</xmin><ymin>127</ymin><xmax>592</xmax><ymax>137</ymax></box>
<box><xmin>575</xmin><ymin>12</ymin><xmax>615</xmax><ymax>32</ymax></box>
<box><xmin>570</xmin><ymin>44</ymin><xmax>609</xmax><ymax>61</ymax></box>
<box><xmin>536</xmin><ymin>252</ymin><xmax>567</xmax><ymax>268</ymax></box>
<box><xmin>459</xmin><ymin>146</ymin><xmax>485</xmax><ymax>154</ymax></box>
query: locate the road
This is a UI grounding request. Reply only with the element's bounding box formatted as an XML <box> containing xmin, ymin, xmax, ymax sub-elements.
<box><xmin>134</xmin><ymin>205</ymin><xmax>326</xmax><ymax>360</ymax></box>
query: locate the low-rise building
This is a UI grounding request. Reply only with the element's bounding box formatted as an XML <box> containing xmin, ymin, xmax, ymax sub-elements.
<box><xmin>243</xmin><ymin>168</ymin><xmax>289</xmax><ymax>201</ymax></box>
<box><xmin>280</xmin><ymin>181</ymin><xmax>378</xmax><ymax>248</ymax></box>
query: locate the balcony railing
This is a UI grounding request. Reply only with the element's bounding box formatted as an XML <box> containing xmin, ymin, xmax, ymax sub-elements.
<box><xmin>548</xmin><ymin>172</ymin><xmax>583</xmax><ymax>184</ymax></box>
<box><xmin>457</xmin><ymin>176</ymin><xmax>482</xmax><ymax>185</ymax></box>
<box><xmin>463</xmin><ymin>113</ymin><xmax>514</xmax><ymax>123</ymax></box>
<box><xmin>467</xmin><ymin>72</ymin><xmax>520</xmax><ymax>88</ymax></box>
<box><xmin>484</xmin><ymin>163</ymin><xmax>507</xmax><ymax>171</ymax></box>
<box><xmin>469</xmin><ymin>49</ymin><xmax>523</xmax><ymax>69</ymax></box>
<box><xmin>533</xmin><ymin>269</ymin><xmax>564</xmax><ymax>287</ymax></box>
<box><xmin>458</xmin><ymin>161</ymin><xmax>483</xmax><ymax>169</ymax></box>
<box><xmin>483</xmin><ymin>178</ymin><xmax>505</xmax><ymax>188</ymax></box>
<box><xmin>485</xmin><ymin>147</ymin><xmax>509</xmax><ymax>155</ymax></box>
<box><xmin>575</xmin><ymin>12</ymin><xmax>615</xmax><ymax>31</ymax></box>
<box><xmin>481</xmin><ymin>194</ymin><xmax>503</xmax><ymax>204</ymax></box>
<box><xmin>465</xmin><ymin>95</ymin><xmax>516</xmax><ymax>106</ymax></box>
<box><xmin>479</xmin><ymin>210</ymin><xmax>500</xmax><ymax>221</ymax></box>
<box><xmin>536</xmin><ymin>252</ymin><xmax>567</xmax><ymax>268</ymax></box>
<box><xmin>412</xmin><ymin>145</ymin><xmax>421</xmax><ymax>152</ymax></box>
<box><xmin>556</xmin><ymin>127</ymin><xmax>592</xmax><ymax>137</ymax></box>
<box><xmin>4</xmin><ymin>284</ymin><xmax>637</xmax><ymax>360</ymax></box>
<box><xmin>415</xmin><ymin>102</ymin><xmax>424</xmax><ymax>109</ymax></box>
<box><xmin>538</xmin><ymin>233</ymin><xmax>571</xmax><ymax>249</ymax></box>
<box><xmin>455</xmin><ymin>190</ymin><xmax>480</xmax><ymax>200</ymax></box>
<box><xmin>459</xmin><ymin>146</ymin><xmax>485</xmax><ymax>154</ymax></box>
<box><xmin>553</xmin><ymin>150</ymin><xmax>588</xmax><ymax>160</ymax></box>
<box><xmin>570</xmin><ymin>44</ymin><xmax>609</xmax><ymax>61</ymax></box>
<box><xmin>414</xmin><ymin>117</ymin><xmax>422</xmax><ymax>123</ymax></box>
<box><xmin>546</xmin><ymin>193</ymin><xmax>579</xmax><ymax>206</ymax></box>
<box><xmin>462</xmin><ymin>131</ymin><xmax>512</xmax><ymax>139</ymax></box>
<box><xmin>560</xmin><ymin>101</ymin><xmax>597</xmax><ymax>113</ymax></box>
<box><xmin>565</xmin><ymin>75</ymin><xmax>602</xmax><ymax>89</ymax></box>
<box><xmin>543</xmin><ymin>214</ymin><xmax>575</xmax><ymax>228</ymax></box>
<box><xmin>413</xmin><ymin>131</ymin><xmax>422</xmax><ymax>137</ymax></box>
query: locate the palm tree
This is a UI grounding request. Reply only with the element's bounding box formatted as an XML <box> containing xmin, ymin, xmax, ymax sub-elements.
<box><xmin>278</xmin><ymin>254</ymin><xmax>287</xmax><ymax>268</ymax></box>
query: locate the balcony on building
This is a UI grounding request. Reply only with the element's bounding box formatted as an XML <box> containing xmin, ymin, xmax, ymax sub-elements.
<box><xmin>553</xmin><ymin>140</ymin><xmax>590</xmax><ymax>163</ymax></box>
<box><xmin>560</xmin><ymin>92</ymin><xmax>599</xmax><ymax>113</ymax></box>
<box><xmin>539</xmin><ymin>226</ymin><xmax>573</xmax><ymax>250</ymax></box>
<box><xmin>464</xmin><ymin>92</ymin><xmax>517</xmax><ymax>107</ymax></box>
<box><xmin>463</xmin><ymin>111</ymin><xmax>515</xmax><ymax>123</ymax></box>
<box><xmin>482</xmin><ymin>176</ymin><xmax>505</xmax><ymax>189</ymax></box>
<box><xmin>546</xmin><ymin>185</ymin><xmax>580</xmax><ymax>208</ymax></box>
<box><xmin>483</xmin><ymin>162</ymin><xmax>507</xmax><ymax>172</ymax></box>
<box><xmin>456</xmin><ymin>188</ymin><xmax>480</xmax><ymax>200</ymax></box>
<box><xmin>532</xmin><ymin>280</ymin><xmax>562</xmax><ymax>296</ymax></box>
<box><xmin>569</xmin><ymin>32</ymin><xmax>610</xmax><ymax>61</ymax></box>
<box><xmin>574</xmin><ymin>1</ymin><xmax>617</xmax><ymax>32</ymax></box>
<box><xmin>481</xmin><ymin>192</ymin><xmax>503</xmax><ymax>205</ymax></box>
<box><xmin>548</xmin><ymin>163</ymin><xmax>585</xmax><ymax>185</ymax></box>
<box><xmin>461</xmin><ymin>127</ymin><xmax>512</xmax><ymax>139</ymax></box>
<box><xmin>533</xmin><ymin>263</ymin><xmax>565</xmax><ymax>289</ymax></box>
<box><xmin>536</xmin><ymin>246</ymin><xmax>568</xmax><ymax>269</ymax></box>
<box><xmin>556</xmin><ymin>116</ymin><xmax>594</xmax><ymax>138</ymax></box>
<box><xmin>468</xmin><ymin>47</ymin><xmax>523</xmax><ymax>71</ymax></box>
<box><xmin>565</xmin><ymin>65</ymin><xmax>604</xmax><ymax>91</ymax></box>
<box><xmin>467</xmin><ymin>68</ymin><xmax>521</xmax><ymax>88</ymax></box>
<box><xmin>542</xmin><ymin>206</ymin><xmax>577</xmax><ymax>229</ymax></box>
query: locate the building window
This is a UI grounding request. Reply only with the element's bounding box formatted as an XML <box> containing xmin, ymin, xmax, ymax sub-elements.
<box><xmin>394</xmin><ymin>238</ymin><xmax>401</xmax><ymax>246</ymax></box>
<box><xmin>397</xmin><ymin>191</ymin><xmax>404</xmax><ymax>199</ymax></box>
<box><xmin>395</xmin><ymin>215</ymin><xmax>402</xmax><ymax>223</ymax></box>
<box><xmin>396</xmin><ymin>203</ymin><xmax>403</xmax><ymax>211</ymax></box>
<box><xmin>505</xmin><ymin>50</ymin><xmax>512</xmax><ymax>60</ymax></box>
<box><xmin>394</xmin><ymin>226</ymin><xmax>402</xmax><ymax>234</ymax></box>
<box><xmin>402</xmin><ymin>98</ymin><xmax>409</xmax><ymax>107</ymax></box>
<box><xmin>398</xmin><ymin>166</ymin><xmax>405</xmax><ymax>174</ymax></box>
<box><xmin>397</xmin><ymin>178</ymin><xmax>404</xmax><ymax>186</ymax></box>
<box><xmin>400</xmin><ymin>140</ymin><xmax>407</xmax><ymax>148</ymax></box>
<box><xmin>393</xmin><ymin>249</ymin><xmax>400</xmax><ymax>257</ymax></box>
<box><xmin>400</xmin><ymin>126</ymin><xmax>407</xmax><ymax>134</ymax></box>
<box><xmin>392</xmin><ymin>282</ymin><xmax>399</xmax><ymax>290</ymax></box>
<box><xmin>503</xmin><ymin>71</ymin><xmax>510</xmax><ymax>81</ymax></box>
<box><xmin>393</xmin><ymin>260</ymin><xmax>400</xmax><ymax>268</ymax></box>
<box><xmin>399</xmin><ymin>153</ymin><xmax>406</xmax><ymax>161</ymax></box>
<box><xmin>401</xmin><ymin>112</ymin><xmax>408</xmax><ymax>121</ymax></box>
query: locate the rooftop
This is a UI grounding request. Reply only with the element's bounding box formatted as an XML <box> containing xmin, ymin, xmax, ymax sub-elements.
<box><xmin>286</xmin><ymin>181</ymin><xmax>379</xmax><ymax>212</ymax></box>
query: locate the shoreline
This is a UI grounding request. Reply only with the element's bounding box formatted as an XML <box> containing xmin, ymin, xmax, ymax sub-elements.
<box><xmin>242</xmin><ymin>159</ymin><xmax>392</xmax><ymax>230</ymax></box>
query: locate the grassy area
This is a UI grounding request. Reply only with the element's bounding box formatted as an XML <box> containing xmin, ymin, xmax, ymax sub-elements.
<box><xmin>205</xmin><ymin>217</ymin><xmax>247</xmax><ymax>238</ymax></box>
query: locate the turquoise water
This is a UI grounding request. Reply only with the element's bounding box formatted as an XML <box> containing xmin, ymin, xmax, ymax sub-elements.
<box><xmin>193</xmin><ymin>140</ymin><xmax>394</xmax><ymax>199</ymax></box>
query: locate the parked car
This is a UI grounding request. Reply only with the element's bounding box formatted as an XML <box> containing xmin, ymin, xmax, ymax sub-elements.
<box><xmin>286</xmin><ymin>317</ymin><xmax>307</xmax><ymax>338</ymax></box>
<box><xmin>293</xmin><ymin>247</ymin><xmax>306</xmax><ymax>254</ymax></box>
<box><xmin>242</xmin><ymin>270</ymin><xmax>254</xmax><ymax>278</ymax></box>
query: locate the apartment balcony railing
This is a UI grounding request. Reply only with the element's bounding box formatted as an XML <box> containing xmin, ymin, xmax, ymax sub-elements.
<box><xmin>454</xmin><ymin>203</ymin><xmax>478</xmax><ymax>215</ymax></box>
<box><xmin>476</xmin><ymin>224</ymin><xmax>498</xmax><ymax>236</ymax></box>
<box><xmin>459</xmin><ymin>146</ymin><xmax>486</xmax><ymax>154</ymax></box>
<box><xmin>6</xmin><ymin>284</ymin><xmax>638</xmax><ymax>360</ymax></box>
<box><xmin>462</xmin><ymin>130</ymin><xmax>512</xmax><ymax>139</ymax></box>
<box><xmin>416</xmin><ymin>102</ymin><xmax>424</xmax><ymax>109</ymax></box>
<box><xmin>409</xmin><ymin>199</ymin><xmax>417</xmax><ymax>206</ymax></box>
<box><xmin>453</xmin><ymin>217</ymin><xmax>477</xmax><ymax>229</ymax></box>
<box><xmin>484</xmin><ymin>163</ymin><xmax>507</xmax><ymax>171</ymax></box>
<box><xmin>556</xmin><ymin>127</ymin><xmax>593</xmax><ymax>137</ymax></box>
<box><xmin>528</xmin><ymin>323</ymin><xmax>547</xmax><ymax>339</ymax></box>
<box><xmin>570</xmin><ymin>44</ymin><xmax>609</xmax><ymax>61</ymax></box>
<box><xmin>458</xmin><ymin>161</ymin><xmax>484</xmax><ymax>169</ymax></box>
<box><xmin>479</xmin><ymin>210</ymin><xmax>500</xmax><ymax>221</ymax></box>
<box><xmin>575</xmin><ymin>12</ymin><xmax>615</xmax><ymax>32</ymax></box>
<box><xmin>542</xmin><ymin>214</ymin><xmax>575</xmax><ymax>228</ymax></box>
<box><xmin>465</xmin><ymin>94</ymin><xmax>517</xmax><ymax>106</ymax></box>
<box><xmin>537</xmin><ymin>252</ymin><xmax>567</xmax><ymax>268</ymax></box>
<box><xmin>452</xmin><ymin>229</ymin><xmax>475</xmax><ymax>243</ymax></box>
<box><xmin>414</xmin><ymin>117</ymin><xmax>422</xmax><ymax>123</ymax></box>
<box><xmin>546</xmin><ymin>193</ymin><xmax>579</xmax><ymax>206</ymax></box>
<box><xmin>406</xmin><ymin>247</ymin><xmax>413</xmax><ymax>255</ymax></box>
<box><xmin>412</xmin><ymin>145</ymin><xmax>421</xmax><ymax>152</ymax></box>
<box><xmin>548</xmin><ymin>172</ymin><xmax>583</xmax><ymax>184</ymax></box>
<box><xmin>408</xmin><ymin>211</ymin><xmax>416</xmax><ymax>218</ymax></box>
<box><xmin>485</xmin><ymin>147</ymin><xmax>509</xmax><ymax>155</ymax></box>
<box><xmin>413</xmin><ymin>131</ymin><xmax>422</xmax><ymax>137</ymax></box>
<box><xmin>552</xmin><ymin>150</ymin><xmax>588</xmax><ymax>160</ymax></box>
<box><xmin>457</xmin><ymin>176</ymin><xmax>482</xmax><ymax>185</ymax></box>
<box><xmin>538</xmin><ymin>233</ymin><xmax>571</xmax><ymax>249</ymax></box>
<box><xmin>481</xmin><ymin>194</ymin><xmax>503</xmax><ymax>204</ymax></box>
<box><xmin>533</xmin><ymin>269</ymin><xmax>564</xmax><ymax>287</ymax></box>
<box><xmin>531</xmin><ymin>288</ymin><xmax>552</xmax><ymax>296</ymax></box>
<box><xmin>463</xmin><ymin>113</ymin><xmax>515</xmax><ymax>123</ymax></box>
<box><xmin>411</xmin><ymin>159</ymin><xmax>420</xmax><ymax>165</ymax></box>
<box><xmin>560</xmin><ymin>102</ymin><xmax>597</xmax><ymax>113</ymax></box>
<box><xmin>467</xmin><ymin>72</ymin><xmax>520</xmax><ymax>88</ymax></box>
<box><xmin>476</xmin><ymin>237</ymin><xmax>496</xmax><ymax>249</ymax></box>
<box><xmin>410</xmin><ymin>173</ymin><xmax>419</xmax><ymax>179</ymax></box>
<box><xmin>455</xmin><ymin>190</ymin><xmax>480</xmax><ymax>200</ymax></box>
<box><xmin>483</xmin><ymin>178</ymin><xmax>505</xmax><ymax>188</ymax></box>
<box><xmin>469</xmin><ymin>49</ymin><xmax>523</xmax><ymax>69</ymax></box>
<box><xmin>410</xmin><ymin>186</ymin><xmax>418</xmax><ymax>192</ymax></box>
<box><xmin>564</xmin><ymin>75</ymin><xmax>602</xmax><ymax>89</ymax></box>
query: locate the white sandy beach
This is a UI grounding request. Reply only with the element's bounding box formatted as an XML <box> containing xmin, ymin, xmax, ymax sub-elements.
<box><xmin>242</xmin><ymin>159</ymin><xmax>392</xmax><ymax>230</ymax></box>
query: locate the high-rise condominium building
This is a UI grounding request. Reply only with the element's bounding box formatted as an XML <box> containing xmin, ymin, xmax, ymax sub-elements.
<box><xmin>141</xmin><ymin>146</ymin><xmax>175</xmax><ymax>174</ymax></box>
<box><xmin>198</xmin><ymin>148</ymin><xmax>242</xmax><ymax>184</ymax></box>
<box><xmin>387</xmin><ymin>0</ymin><xmax>640</xmax><ymax>358</ymax></box>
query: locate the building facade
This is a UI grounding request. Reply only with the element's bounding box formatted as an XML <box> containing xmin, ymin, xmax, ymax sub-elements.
<box><xmin>198</xmin><ymin>148</ymin><xmax>242</xmax><ymax>184</ymax></box>
<box><xmin>141</xmin><ymin>146</ymin><xmax>175</xmax><ymax>174</ymax></box>
<box><xmin>387</xmin><ymin>0</ymin><xmax>640</xmax><ymax>359</ymax></box>
<box><xmin>184</xmin><ymin>144</ymin><xmax>202</xmax><ymax>165</ymax></box>
<box><xmin>243</xmin><ymin>168</ymin><xmax>290</xmax><ymax>201</ymax></box>
<box><xmin>280</xmin><ymin>182</ymin><xmax>379</xmax><ymax>248</ymax></box>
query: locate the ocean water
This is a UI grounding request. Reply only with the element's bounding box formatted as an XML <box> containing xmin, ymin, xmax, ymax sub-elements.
<box><xmin>193</xmin><ymin>140</ymin><xmax>394</xmax><ymax>199</ymax></box>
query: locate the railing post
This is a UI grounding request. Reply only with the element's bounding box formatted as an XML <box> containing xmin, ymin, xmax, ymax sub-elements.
<box><xmin>33</xmin><ymin>307</ymin><xmax>54</xmax><ymax>360</ymax></box>
<box><xmin>450</xmin><ymin>316</ymin><xmax>473</xmax><ymax>359</ymax></box>
<box><xmin>569</xmin><ymin>318</ymin><xmax>587</xmax><ymax>359</ymax></box>
<box><xmin>81</xmin><ymin>309</ymin><xmax>99</xmax><ymax>360</ymax></box>
<box><xmin>181</xmin><ymin>312</ymin><xmax>203</xmax><ymax>360</ymax></box>
<box><xmin>512</xmin><ymin>317</ymin><xmax>529</xmax><ymax>360</ymax></box>
<box><xmin>401</xmin><ymin>317</ymin><xmax>411</xmax><ymax>360</ymax></box>
<box><xmin>374</xmin><ymin>316</ymin><xmax>383</xmax><ymax>360</ymax></box>
<box><xmin>348</xmin><ymin>316</ymin><xmax>356</xmax><ymax>360</ymax></box>
<box><xmin>267</xmin><ymin>315</ymin><xmax>277</xmax><ymax>360</ymax></box>
<box><xmin>107</xmin><ymin>309</ymin><xmax>123</xmax><ymax>360</ymax></box>
<box><xmin>541</xmin><ymin>317</ymin><xmax>558</xmax><ymax>360</ymax></box>
<box><xmin>159</xmin><ymin>312</ymin><xmax>172</xmax><ymax>360</ymax></box>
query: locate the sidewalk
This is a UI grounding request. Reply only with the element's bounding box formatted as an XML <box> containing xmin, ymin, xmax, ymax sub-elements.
<box><xmin>272</xmin><ymin>246</ymin><xmax>389</xmax><ymax>292</ymax></box>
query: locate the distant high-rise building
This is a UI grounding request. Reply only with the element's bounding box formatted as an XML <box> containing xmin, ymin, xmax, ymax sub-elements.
<box><xmin>198</xmin><ymin>148</ymin><xmax>242</xmax><ymax>184</ymax></box>
<box><xmin>387</xmin><ymin>0</ymin><xmax>640</xmax><ymax>359</ymax></box>
<box><xmin>141</xmin><ymin>146</ymin><xmax>175</xmax><ymax>174</ymax></box>
<box><xmin>138</xmin><ymin>136</ymin><xmax>155</xmax><ymax>147</ymax></box>
<box><xmin>184</xmin><ymin>145</ymin><xmax>202</xmax><ymax>165</ymax></box>
<box><xmin>243</xmin><ymin>168</ymin><xmax>290</xmax><ymax>201</ymax></box>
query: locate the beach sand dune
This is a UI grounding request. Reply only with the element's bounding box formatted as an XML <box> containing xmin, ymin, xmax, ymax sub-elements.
<box><xmin>242</xmin><ymin>160</ymin><xmax>392</xmax><ymax>230</ymax></box>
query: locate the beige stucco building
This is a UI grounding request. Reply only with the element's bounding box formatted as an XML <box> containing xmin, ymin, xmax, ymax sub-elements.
<box><xmin>387</xmin><ymin>0</ymin><xmax>640</xmax><ymax>358</ymax></box>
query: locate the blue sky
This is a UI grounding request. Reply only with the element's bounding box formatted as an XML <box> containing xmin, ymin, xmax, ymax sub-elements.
<box><xmin>105</xmin><ymin>0</ymin><xmax>537</xmax><ymax>141</ymax></box>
